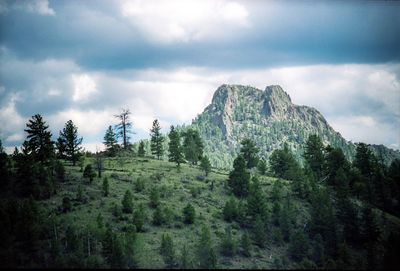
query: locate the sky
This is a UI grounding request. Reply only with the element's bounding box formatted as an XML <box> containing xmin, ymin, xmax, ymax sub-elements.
<box><xmin>0</xmin><ymin>0</ymin><xmax>399</xmax><ymax>153</ymax></box>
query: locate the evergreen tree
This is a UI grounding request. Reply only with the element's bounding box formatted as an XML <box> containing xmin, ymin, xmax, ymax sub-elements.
<box><xmin>122</xmin><ymin>190</ymin><xmax>133</xmax><ymax>213</ymax></box>
<box><xmin>149</xmin><ymin>187</ymin><xmax>160</xmax><ymax>208</ymax></box>
<box><xmin>150</xmin><ymin>119</ymin><xmax>164</xmax><ymax>160</ymax></box>
<box><xmin>132</xmin><ymin>203</ymin><xmax>147</xmax><ymax>232</ymax></box>
<box><xmin>228</xmin><ymin>155</ymin><xmax>250</xmax><ymax>197</ymax></box>
<box><xmin>197</xmin><ymin>225</ymin><xmax>217</xmax><ymax>269</ymax></box>
<box><xmin>223</xmin><ymin>198</ymin><xmax>237</xmax><ymax>222</ymax></box>
<box><xmin>240</xmin><ymin>138</ymin><xmax>259</xmax><ymax>169</ymax></box>
<box><xmin>269</xmin><ymin>143</ymin><xmax>301</xmax><ymax>181</ymax></box>
<box><xmin>168</xmin><ymin>125</ymin><xmax>184</xmax><ymax>167</ymax></box>
<box><xmin>241</xmin><ymin>231</ymin><xmax>251</xmax><ymax>257</ymax></box>
<box><xmin>252</xmin><ymin>215</ymin><xmax>267</xmax><ymax>248</ymax></box>
<box><xmin>182</xmin><ymin>129</ymin><xmax>203</xmax><ymax>165</ymax></box>
<box><xmin>152</xmin><ymin>205</ymin><xmax>165</xmax><ymax>226</ymax></box>
<box><xmin>23</xmin><ymin>114</ymin><xmax>54</xmax><ymax>163</ymax></box>
<box><xmin>183</xmin><ymin>203</ymin><xmax>195</xmax><ymax>224</ymax></box>
<box><xmin>114</xmin><ymin>109</ymin><xmax>133</xmax><ymax>150</ymax></box>
<box><xmin>354</xmin><ymin>143</ymin><xmax>375</xmax><ymax>177</ymax></box>
<box><xmin>138</xmin><ymin>140</ymin><xmax>146</xmax><ymax>157</ymax></box>
<box><xmin>288</xmin><ymin>231</ymin><xmax>310</xmax><ymax>262</ymax></box>
<box><xmin>303</xmin><ymin>134</ymin><xmax>325</xmax><ymax>181</ymax></box>
<box><xmin>200</xmin><ymin>155</ymin><xmax>211</xmax><ymax>176</ymax></box>
<box><xmin>102</xmin><ymin>177</ymin><xmax>109</xmax><ymax>196</ymax></box>
<box><xmin>59</xmin><ymin>120</ymin><xmax>82</xmax><ymax>166</ymax></box>
<box><xmin>257</xmin><ymin>158</ymin><xmax>267</xmax><ymax>175</ymax></box>
<box><xmin>83</xmin><ymin>164</ymin><xmax>96</xmax><ymax>183</ymax></box>
<box><xmin>160</xmin><ymin>234</ymin><xmax>175</xmax><ymax>267</ymax></box>
<box><xmin>247</xmin><ymin>176</ymin><xmax>267</xmax><ymax>219</ymax></box>
<box><xmin>55</xmin><ymin>133</ymin><xmax>66</xmax><ymax>159</ymax></box>
<box><xmin>103</xmin><ymin>125</ymin><xmax>118</xmax><ymax>156</ymax></box>
<box><xmin>94</xmin><ymin>150</ymin><xmax>103</xmax><ymax>178</ymax></box>
<box><xmin>325</xmin><ymin>147</ymin><xmax>349</xmax><ymax>186</ymax></box>
<box><xmin>220</xmin><ymin>225</ymin><xmax>236</xmax><ymax>256</ymax></box>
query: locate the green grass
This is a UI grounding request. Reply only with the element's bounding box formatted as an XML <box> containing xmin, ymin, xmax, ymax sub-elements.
<box><xmin>40</xmin><ymin>156</ymin><xmax>309</xmax><ymax>269</ymax></box>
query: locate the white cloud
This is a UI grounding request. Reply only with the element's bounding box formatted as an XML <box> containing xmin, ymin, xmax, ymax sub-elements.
<box><xmin>7</xmin><ymin>0</ymin><xmax>56</xmax><ymax>16</ymax></box>
<box><xmin>1</xmin><ymin>58</ymin><xmax>399</xmax><ymax>151</ymax></box>
<box><xmin>48</xmin><ymin>109</ymin><xmax>115</xmax><ymax>138</ymax></box>
<box><xmin>72</xmin><ymin>74</ymin><xmax>97</xmax><ymax>102</ymax></box>
<box><xmin>120</xmin><ymin>0</ymin><xmax>250</xmax><ymax>43</ymax></box>
<box><xmin>0</xmin><ymin>94</ymin><xmax>25</xmax><ymax>144</ymax></box>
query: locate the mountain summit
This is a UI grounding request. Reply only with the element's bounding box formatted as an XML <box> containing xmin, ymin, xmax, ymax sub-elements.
<box><xmin>190</xmin><ymin>84</ymin><xmax>398</xmax><ymax>169</ymax></box>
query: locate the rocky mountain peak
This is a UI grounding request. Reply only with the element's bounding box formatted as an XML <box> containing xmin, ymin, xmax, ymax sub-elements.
<box><xmin>265</xmin><ymin>85</ymin><xmax>292</xmax><ymax>104</ymax></box>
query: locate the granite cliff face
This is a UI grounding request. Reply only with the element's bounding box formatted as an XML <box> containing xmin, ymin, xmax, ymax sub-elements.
<box><xmin>190</xmin><ymin>84</ymin><xmax>398</xmax><ymax>169</ymax></box>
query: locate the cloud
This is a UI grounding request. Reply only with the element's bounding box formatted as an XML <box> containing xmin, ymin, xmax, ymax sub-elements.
<box><xmin>0</xmin><ymin>92</ymin><xmax>25</xmax><ymax>144</ymax></box>
<box><xmin>1</xmin><ymin>0</ymin><xmax>55</xmax><ymax>16</ymax></box>
<box><xmin>25</xmin><ymin>0</ymin><xmax>55</xmax><ymax>16</ymax></box>
<box><xmin>1</xmin><ymin>54</ymin><xmax>399</xmax><ymax>151</ymax></box>
<box><xmin>72</xmin><ymin>74</ymin><xmax>97</xmax><ymax>102</ymax></box>
<box><xmin>120</xmin><ymin>0</ymin><xmax>249</xmax><ymax>43</ymax></box>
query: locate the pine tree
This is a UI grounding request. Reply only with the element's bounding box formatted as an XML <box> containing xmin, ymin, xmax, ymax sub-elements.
<box><xmin>183</xmin><ymin>203</ymin><xmax>195</xmax><ymax>224</ymax></box>
<box><xmin>138</xmin><ymin>140</ymin><xmax>146</xmax><ymax>157</ymax></box>
<box><xmin>228</xmin><ymin>155</ymin><xmax>250</xmax><ymax>197</ymax></box>
<box><xmin>114</xmin><ymin>109</ymin><xmax>133</xmax><ymax>150</ymax></box>
<box><xmin>150</xmin><ymin>119</ymin><xmax>164</xmax><ymax>160</ymax></box>
<box><xmin>55</xmin><ymin>133</ymin><xmax>66</xmax><ymax>159</ymax></box>
<box><xmin>197</xmin><ymin>225</ymin><xmax>217</xmax><ymax>269</ymax></box>
<box><xmin>200</xmin><ymin>155</ymin><xmax>211</xmax><ymax>176</ymax></box>
<box><xmin>160</xmin><ymin>234</ymin><xmax>175</xmax><ymax>267</ymax></box>
<box><xmin>103</xmin><ymin>125</ymin><xmax>118</xmax><ymax>156</ymax></box>
<box><xmin>122</xmin><ymin>190</ymin><xmax>133</xmax><ymax>213</ymax></box>
<box><xmin>240</xmin><ymin>138</ymin><xmax>259</xmax><ymax>169</ymax></box>
<box><xmin>257</xmin><ymin>158</ymin><xmax>267</xmax><ymax>175</ymax></box>
<box><xmin>223</xmin><ymin>198</ymin><xmax>237</xmax><ymax>222</ymax></box>
<box><xmin>247</xmin><ymin>176</ymin><xmax>267</xmax><ymax>219</ymax></box>
<box><xmin>241</xmin><ymin>231</ymin><xmax>251</xmax><ymax>257</ymax></box>
<box><xmin>102</xmin><ymin>177</ymin><xmax>109</xmax><ymax>196</ymax></box>
<box><xmin>303</xmin><ymin>134</ymin><xmax>325</xmax><ymax>181</ymax></box>
<box><xmin>221</xmin><ymin>225</ymin><xmax>236</xmax><ymax>256</ymax></box>
<box><xmin>152</xmin><ymin>205</ymin><xmax>165</xmax><ymax>226</ymax></box>
<box><xmin>182</xmin><ymin>129</ymin><xmax>203</xmax><ymax>165</ymax></box>
<box><xmin>168</xmin><ymin>125</ymin><xmax>184</xmax><ymax>167</ymax></box>
<box><xmin>94</xmin><ymin>150</ymin><xmax>103</xmax><ymax>178</ymax></box>
<box><xmin>23</xmin><ymin>114</ymin><xmax>54</xmax><ymax>164</ymax></box>
<box><xmin>59</xmin><ymin>120</ymin><xmax>82</xmax><ymax>166</ymax></box>
<box><xmin>269</xmin><ymin>143</ymin><xmax>301</xmax><ymax>181</ymax></box>
<box><xmin>252</xmin><ymin>215</ymin><xmax>267</xmax><ymax>248</ymax></box>
<box><xmin>149</xmin><ymin>187</ymin><xmax>160</xmax><ymax>208</ymax></box>
<box><xmin>132</xmin><ymin>203</ymin><xmax>147</xmax><ymax>232</ymax></box>
<box><xmin>83</xmin><ymin>164</ymin><xmax>96</xmax><ymax>183</ymax></box>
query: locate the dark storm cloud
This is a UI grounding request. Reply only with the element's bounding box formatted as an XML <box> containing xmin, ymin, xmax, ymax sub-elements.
<box><xmin>1</xmin><ymin>0</ymin><xmax>399</xmax><ymax>71</ymax></box>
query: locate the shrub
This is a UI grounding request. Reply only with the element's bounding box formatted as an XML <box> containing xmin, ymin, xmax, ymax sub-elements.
<box><xmin>183</xmin><ymin>203</ymin><xmax>195</xmax><ymax>224</ymax></box>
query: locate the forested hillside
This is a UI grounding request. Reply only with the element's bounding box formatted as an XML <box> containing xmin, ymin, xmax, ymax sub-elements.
<box><xmin>0</xmin><ymin>112</ymin><xmax>399</xmax><ymax>269</ymax></box>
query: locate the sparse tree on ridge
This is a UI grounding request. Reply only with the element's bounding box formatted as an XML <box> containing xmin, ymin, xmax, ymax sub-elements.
<box><xmin>23</xmin><ymin>114</ymin><xmax>54</xmax><ymax>164</ymax></box>
<box><xmin>182</xmin><ymin>129</ymin><xmax>204</xmax><ymax>165</ymax></box>
<box><xmin>168</xmin><ymin>125</ymin><xmax>184</xmax><ymax>167</ymax></box>
<box><xmin>58</xmin><ymin>120</ymin><xmax>82</xmax><ymax>166</ymax></box>
<box><xmin>138</xmin><ymin>140</ymin><xmax>146</xmax><ymax>157</ymax></box>
<box><xmin>200</xmin><ymin>155</ymin><xmax>211</xmax><ymax>176</ymax></box>
<box><xmin>150</xmin><ymin>119</ymin><xmax>164</xmax><ymax>160</ymax></box>
<box><xmin>103</xmin><ymin>125</ymin><xmax>118</xmax><ymax>156</ymax></box>
<box><xmin>228</xmin><ymin>155</ymin><xmax>250</xmax><ymax>198</ymax></box>
<box><xmin>114</xmin><ymin>109</ymin><xmax>133</xmax><ymax>150</ymax></box>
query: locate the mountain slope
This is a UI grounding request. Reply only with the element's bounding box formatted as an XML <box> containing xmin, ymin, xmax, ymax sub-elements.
<box><xmin>189</xmin><ymin>84</ymin><xmax>399</xmax><ymax>169</ymax></box>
